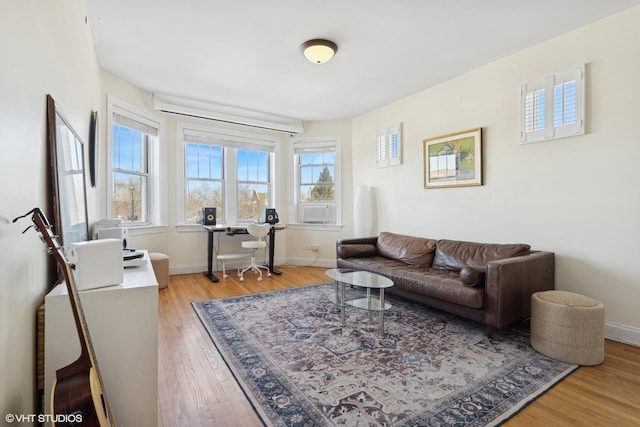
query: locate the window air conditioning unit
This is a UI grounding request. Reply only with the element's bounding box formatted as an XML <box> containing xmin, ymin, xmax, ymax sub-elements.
<box><xmin>300</xmin><ymin>204</ymin><xmax>329</xmax><ymax>224</ymax></box>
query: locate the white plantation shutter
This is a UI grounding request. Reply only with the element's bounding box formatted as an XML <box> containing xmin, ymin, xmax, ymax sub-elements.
<box><xmin>521</xmin><ymin>79</ymin><xmax>547</xmax><ymax>142</ymax></box>
<box><xmin>376</xmin><ymin>129</ymin><xmax>388</xmax><ymax>167</ymax></box>
<box><xmin>389</xmin><ymin>123</ymin><xmax>402</xmax><ymax>166</ymax></box>
<box><xmin>521</xmin><ymin>65</ymin><xmax>585</xmax><ymax>144</ymax></box>
<box><xmin>377</xmin><ymin>123</ymin><xmax>402</xmax><ymax>167</ymax></box>
<box><xmin>551</xmin><ymin>66</ymin><xmax>584</xmax><ymax>139</ymax></box>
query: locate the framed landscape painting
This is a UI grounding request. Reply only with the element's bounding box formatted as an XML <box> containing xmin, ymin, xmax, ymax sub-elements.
<box><xmin>423</xmin><ymin>128</ymin><xmax>482</xmax><ymax>189</ymax></box>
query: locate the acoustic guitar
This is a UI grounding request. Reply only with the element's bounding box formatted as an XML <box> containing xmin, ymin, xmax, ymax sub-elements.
<box><xmin>14</xmin><ymin>208</ymin><xmax>116</xmax><ymax>426</ymax></box>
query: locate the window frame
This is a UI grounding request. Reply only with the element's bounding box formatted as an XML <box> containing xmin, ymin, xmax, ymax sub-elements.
<box><xmin>177</xmin><ymin>122</ymin><xmax>277</xmax><ymax>229</ymax></box>
<box><xmin>106</xmin><ymin>95</ymin><xmax>165</xmax><ymax>232</ymax></box>
<box><xmin>520</xmin><ymin>64</ymin><xmax>585</xmax><ymax>144</ymax></box>
<box><xmin>290</xmin><ymin>136</ymin><xmax>342</xmax><ymax>229</ymax></box>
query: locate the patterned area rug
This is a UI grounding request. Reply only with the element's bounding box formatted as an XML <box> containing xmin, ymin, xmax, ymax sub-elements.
<box><xmin>192</xmin><ymin>283</ymin><xmax>577</xmax><ymax>426</ymax></box>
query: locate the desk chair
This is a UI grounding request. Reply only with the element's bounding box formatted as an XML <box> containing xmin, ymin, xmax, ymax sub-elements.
<box><xmin>238</xmin><ymin>223</ymin><xmax>272</xmax><ymax>282</ymax></box>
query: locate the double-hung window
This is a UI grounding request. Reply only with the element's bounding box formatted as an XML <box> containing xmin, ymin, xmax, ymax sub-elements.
<box><xmin>521</xmin><ymin>64</ymin><xmax>585</xmax><ymax>143</ymax></box>
<box><xmin>292</xmin><ymin>136</ymin><xmax>341</xmax><ymax>226</ymax></box>
<box><xmin>108</xmin><ymin>97</ymin><xmax>161</xmax><ymax>226</ymax></box>
<box><xmin>237</xmin><ymin>149</ymin><xmax>271</xmax><ymax>223</ymax></box>
<box><xmin>178</xmin><ymin>123</ymin><xmax>276</xmax><ymax>225</ymax></box>
<box><xmin>184</xmin><ymin>143</ymin><xmax>224</xmax><ymax>222</ymax></box>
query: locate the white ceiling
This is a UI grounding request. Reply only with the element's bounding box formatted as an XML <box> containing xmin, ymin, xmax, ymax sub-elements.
<box><xmin>85</xmin><ymin>0</ymin><xmax>640</xmax><ymax>123</ymax></box>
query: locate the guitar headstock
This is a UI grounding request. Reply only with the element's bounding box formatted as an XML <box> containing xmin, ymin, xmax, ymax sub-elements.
<box><xmin>13</xmin><ymin>207</ymin><xmax>65</xmax><ymax>259</ymax></box>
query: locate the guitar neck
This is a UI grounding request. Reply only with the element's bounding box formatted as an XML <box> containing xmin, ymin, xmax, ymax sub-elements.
<box><xmin>27</xmin><ymin>209</ymin><xmax>116</xmax><ymax>424</ymax></box>
<box><xmin>56</xmin><ymin>262</ymin><xmax>101</xmax><ymax>378</ymax></box>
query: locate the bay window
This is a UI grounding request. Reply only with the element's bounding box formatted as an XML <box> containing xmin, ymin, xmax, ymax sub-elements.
<box><xmin>178</xmin><ymin>123</ymin><xmax>276</xmax><ymax>225</ymax></box>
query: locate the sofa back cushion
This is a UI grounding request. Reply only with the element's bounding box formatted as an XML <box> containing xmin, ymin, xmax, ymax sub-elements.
<box><xmin>336</xmin><ymin>243</ymin><xmax>377</xmax><ymax>259</ymax></box>
<box><xmin>433</xmin><ymin>239</ymin><xmax>530</xmax><ymax>270</ymax></box>
<box><xmin>376</xmin><ymin>232</ymin><xmax>437</xmax><ymax>266</ymax></box>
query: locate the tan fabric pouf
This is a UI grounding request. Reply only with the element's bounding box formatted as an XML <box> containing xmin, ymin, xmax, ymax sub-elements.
<box><xmin>150</xmin><ymin>252</ymin><xmax>169</xmax><ymax>289</ymax></box>
<box><xmin>531</xmin><ymin>290</ymin><xmax>604</xmax><ymax>365</ymax></box>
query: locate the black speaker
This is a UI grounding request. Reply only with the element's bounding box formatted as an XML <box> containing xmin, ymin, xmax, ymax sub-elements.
<box><xmin>202</xmin><ymin>207</ymin><xmax>216</xmax><ymax>225</ymax></box>
<box><xmin>264</xmin><ymin>208</ymin><xmax>279</xmax><ymax>225</ymax></box>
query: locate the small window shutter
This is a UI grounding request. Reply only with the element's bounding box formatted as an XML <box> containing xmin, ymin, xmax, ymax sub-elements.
<box><xmin>376</xmin><ymin>129</ymin><xmax>389</xmax><ymax>168</ymax></box>
<box><xmin>377</xmin><ymin>123</ymin><xmax>402</xmax><ymax>167</ymax></box>
<box><xmin>521</xmin><ymin>65</ymin><xmax>585</xmax><ymax>144</ymax></box>
<box><xmin>521</xmin><ymin>80</ymin><xmax>547</xmax><ymax>143</ymax></box>
<box><xmin>551</xmin><ymin>65</ymin><xmax>585</xmax><ymax>139</ymax></box>
<box><xmin>389</xmin><ymin>123</ymin><xmax>402</xmax><ymax>166</ymax></box>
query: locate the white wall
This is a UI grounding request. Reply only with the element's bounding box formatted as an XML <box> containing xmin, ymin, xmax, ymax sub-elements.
<box><xmin>351</xmin><ymin>6</ymin><xmax>640</xmax><ymax>344</ymax></box>
<box><xmin>0</xmin><ymin>0</ymin><xmax>101</xmax><ymax>416</ymax></box>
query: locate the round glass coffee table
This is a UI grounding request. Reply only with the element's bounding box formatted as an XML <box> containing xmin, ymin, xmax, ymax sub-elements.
<box><xmin>325</xmin><ymin>268</ymin><xmax>394</xmax><ymax>337</ymax></box>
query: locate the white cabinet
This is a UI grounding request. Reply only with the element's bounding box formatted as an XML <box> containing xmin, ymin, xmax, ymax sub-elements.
<box><xmin>44</xmin><ymin>251</ymin><xmax>158</xmax><ymax>426</ymax></box>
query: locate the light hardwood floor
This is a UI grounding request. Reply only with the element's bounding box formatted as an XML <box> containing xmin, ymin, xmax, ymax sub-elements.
<box><xmin>158</xmin><ymin>266</ymin><xmax>640</xmax><ymax>426</ymax></box>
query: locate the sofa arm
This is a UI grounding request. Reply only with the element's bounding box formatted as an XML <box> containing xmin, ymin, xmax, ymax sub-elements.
<box><xmin>484</xmin><ymin>251</ymin><xmax>555</xmax><ymax>330</ymax></box>
<box><xmin>336</xmin><ymin>236</ymin><xmax>378</xmax><ymax>259</ymax></box>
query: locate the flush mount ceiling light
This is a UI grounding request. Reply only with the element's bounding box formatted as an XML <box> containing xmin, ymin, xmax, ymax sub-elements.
<box><xmin>301</xmin><ymin>39</ymin><xmax>338</xmax><ymax>64</ymax></box>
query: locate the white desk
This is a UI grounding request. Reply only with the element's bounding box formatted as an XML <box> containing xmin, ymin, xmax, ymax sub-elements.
<box><xmin>44</xmin><ymin>250</ymin><xmax>158</xmax><ymax>426</ymax></box>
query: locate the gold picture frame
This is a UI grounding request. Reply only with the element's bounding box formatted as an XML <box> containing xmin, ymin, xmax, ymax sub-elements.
<box><xmin>423</xmin><ymin>128</ymin><xmax>482</xmax><ymax>189</ymax></box>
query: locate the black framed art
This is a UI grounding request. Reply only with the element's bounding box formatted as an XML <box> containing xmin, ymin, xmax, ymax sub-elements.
<box><xmin>89</xmin><ymin>110</ymin><xmax>98</xmax><ymax>188</ymax></box>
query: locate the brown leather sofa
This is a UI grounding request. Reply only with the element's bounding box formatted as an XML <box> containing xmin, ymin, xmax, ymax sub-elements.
<box><xmin>336</xmin><ymin>232</ymin><xmax>555</xmax><ymax>337</ymax></box>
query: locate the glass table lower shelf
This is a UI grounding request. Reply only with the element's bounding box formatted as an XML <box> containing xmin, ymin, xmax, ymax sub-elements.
<box><xmin>325</xmin><ymin>268</ymin><xmax>394</xmax><ymax>337</ymax></box>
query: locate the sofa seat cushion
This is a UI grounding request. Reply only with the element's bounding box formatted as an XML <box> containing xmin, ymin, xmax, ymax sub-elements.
<box><xmin>376</xmin><ymin>232</ymin><xmax>437</xmax><ymax>266</ymax></box>
<box><xmin>334</xmin><ymin>258</ymin><xmax>484</xmax><ymax>309</ymax></box>
<box><xmin>399</xmin><ymin>268</ymin><xmax>485</xmax><ymax>309</ymax></box>
<box><xmin>433</xmin><ymin>239</ymin><xmax>530</xmax><ymax>270</ymax></box>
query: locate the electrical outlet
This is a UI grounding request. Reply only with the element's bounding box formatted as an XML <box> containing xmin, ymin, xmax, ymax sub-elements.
<box><xmin>310</xmin><ymin>244</ymin><xmax>319</xmax><ymax>251</ymax></box>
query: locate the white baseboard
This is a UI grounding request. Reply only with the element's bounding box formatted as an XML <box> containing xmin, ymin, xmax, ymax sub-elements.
<box><xmin>605</xmin><ymin>321</ymin><xmax>640</xmax><ymax>347</ymax></box>
<box><xmin>170</xmin><ymin>264</ymin><xmax>206</xmax><ymax>275</ymax></box>
<box><xmin>170</xmin><ymin>257</ymin><xmax>336</xmax><ymax>275</ymax></box>
<box><xmin>284</xmin><ymin>257</ymin><xmax>336</xmax><ymax>269</ymax></box>
<box><xmin>169</xmin><ymin>257</ymin><xmax>292</xmax><ymax>276</ymax></box>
